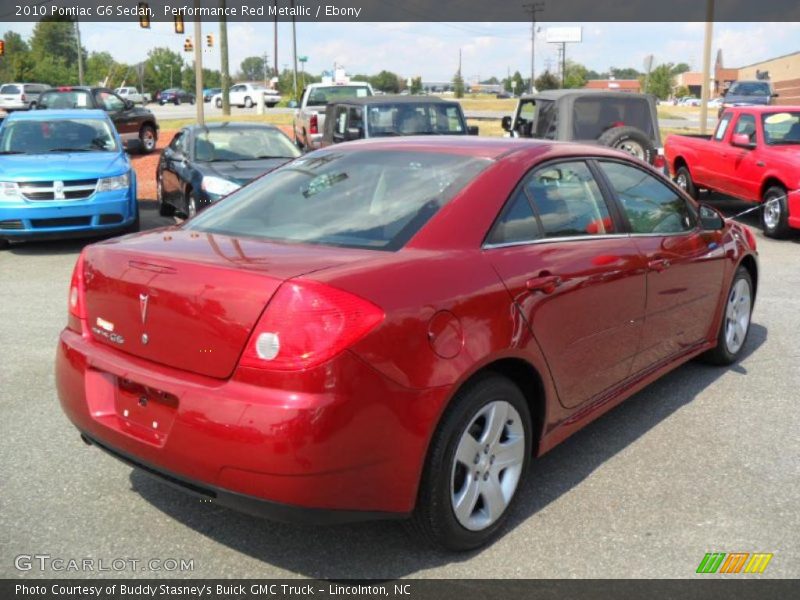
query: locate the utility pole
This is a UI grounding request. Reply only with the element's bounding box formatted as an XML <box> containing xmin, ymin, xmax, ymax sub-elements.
<box><xmin>74</xmin><ymin>19</ymin><xmax>84</xmax><ymax>85</ymax></box>
<box><xmin>193</xmin><ymin>1</ymin><xmax>204</xmax><ymax>126</ymax></box>
<box><xmin>290</xmin><ymin>0</ymin><xmax>299</xmax><ymax>100</ymax></box>
<box><xmin>699</xmin><ymin>0</ymin><xmax>715</xmax><ymax>135</ymax></box>
<box><xmin>220</xmin><ymin>0</ymin><xmax>231</xmax><ymax>115</ymax></box>
<box><xmin>274</xmin><ymin>1</ymin><xmax>279</xmax><ymax>80</ymax></box>
<box><xmin>523</xmin><ymin>2</ymin><xmax>544</xmax><ymax>93</ymax></box>
<box><xmin>263</xmin><ymin>52</ymin><xmax>269</xmax><ymax>86</ymax></box>
<box><xmin>561</xmin><ymin>42</ymin><xmax>566</xmax><ymax>87</ymax></box>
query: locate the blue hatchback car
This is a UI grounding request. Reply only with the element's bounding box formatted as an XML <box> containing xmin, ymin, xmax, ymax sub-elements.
<box><xmin>0</xmin><ymin>109</ymin><xmax>138</xmax><ymax>248</ymax></box>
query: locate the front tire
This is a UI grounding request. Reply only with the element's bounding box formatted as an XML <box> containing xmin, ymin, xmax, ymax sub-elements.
<box><xmin>701</xmin><ymin>266</ymin><xmax>753</xmax><ymax>365</ymax></box>
<box><xmin>156</xmin><ymin>175</ymin><xmax>174</xmax><ymax>217</ymax></box>
<box><xmin>185</xmin><ymin>190</ymin><xmax>198</xmax><ymax>219</ymax></box>
<box><xmin>244</xmin><ymin>96</ymin><xmax>254</xmax><ymax>108</ymax></box>
<box><xmin>761</xmin><ymin>185</ymin><xmax>790</xmax><ymax>239</ymax></box>
<box><xmin>675</xmin><ymin>165</ymin><xmax>698</xmax><ymax>200</ymax></box>
<box><xmin>215</xmin><ymin>98</ymin><xmax>222</xmax><ymax>109</ymax></box>
<box><xmin>410</xmin><ymin>374</ymin><xmax>531</xmax><ymax>551</ymax></box>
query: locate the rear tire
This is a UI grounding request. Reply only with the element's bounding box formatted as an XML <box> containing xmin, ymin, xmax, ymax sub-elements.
<box><xmin>409</xmin><ymin>374</ymin><xmax>532</xmax><ymax>551</ymax></box>
<box><xmin>701</xmin><ymin>266</ymin><xmax>753</xmax><ymax>365</ymax></box>
<box><xmin>185</xmin><ymin>190</ymin><xmax>198</xmax><ymax>219</ymax></box>
<box><xmin>675</xmin><ymin>166</ymin><xmax>699</xmax><ymax>200</ymax></box>
<box><xmin>761</xmin><ymin>185</ymin><xmax>791</xmax><ymax>239</ymax></box>
<box><xmin>215</xmin><ymin>98</ymin><xmax>222</xmax><ymax>109</ymax></box>
<box><xmin>139</xmin><ymin>124</ymin><xmax>157</xmax><ymax>154</ymax></box>
<box><xmin>0</xmin><ymin>238</ymin><xmax>9</xmax><ymax>250</ymax></box>
<box><xmin>244</xmin><ymin>96</ymin><xmax>254</xmax><ymax>108</ymax></box>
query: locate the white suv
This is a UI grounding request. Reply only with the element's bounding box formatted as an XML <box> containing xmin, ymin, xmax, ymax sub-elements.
<box><xmin>0</xmin><ymin>83</ymin><xmax>50</xmax><ymax>110</ymax></box>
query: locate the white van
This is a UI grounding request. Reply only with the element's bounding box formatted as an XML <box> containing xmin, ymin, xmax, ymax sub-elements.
<box><xmin>0</xmin><ymin>83</ymin><xmax>50</xmax><ymax>110</ymax></box>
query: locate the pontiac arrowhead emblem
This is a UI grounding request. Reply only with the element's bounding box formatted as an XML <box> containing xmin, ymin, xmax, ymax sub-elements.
<box><xmin>139</xmin><ymin>293</ymin><xmax>149</xmax><ymax>324</ymax></box>
<box><xmin>54</xmin><ymin>180</ymin><xmax>65</xmax><ymax>200</ymax></box>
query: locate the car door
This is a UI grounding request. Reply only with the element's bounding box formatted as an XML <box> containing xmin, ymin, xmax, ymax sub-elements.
<box><xmin>230</xmin><ymin>84</ymin><xmax>245</xmax><ymax>106</ymax></box>
<box><xmin>596</xmin><ymin>159</ymin><xmax>727</xmax><ymax>373</ymax></box>
<box><xmin>161</xmin><ymin>129</ymin><xmax>190</xmax><ymax>205</ymax></box>
<box><xmin>486</xmin><ymin>159</ymin><xmax>648</xmax><ymax>409</ymax></box>
<box><xmin>94</xmin><ymin>89</ymin><xmax>136</xmax><ymax>140</ymax></box>
<box><xmin>720</xmin><ymin>113</ymin><xmax>762</xmax><ymax>200</ymax></box>
<box><xmin>698</xmin><ymin>112</ymin><xmax>733</xmax><ymax>190</ymax></box>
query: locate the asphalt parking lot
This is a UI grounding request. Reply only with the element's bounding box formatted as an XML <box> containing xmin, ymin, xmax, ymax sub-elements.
<box><xmin>1</xmin><ymin>198</ymin><xmax>798</xmax><ymax>579</ymax></box>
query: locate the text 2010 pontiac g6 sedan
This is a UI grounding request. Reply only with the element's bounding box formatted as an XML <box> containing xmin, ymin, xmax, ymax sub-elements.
<box><xmin>56</xmin><ymin>138</ymin><xmax>758</xmax><ymax>550</ymax></box>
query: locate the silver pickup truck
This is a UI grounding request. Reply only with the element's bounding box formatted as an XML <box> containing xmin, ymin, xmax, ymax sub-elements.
<box><xmin>292</xmin><ymin>81</ymin><xmax>373</xmax><ymax>150</ymax></box>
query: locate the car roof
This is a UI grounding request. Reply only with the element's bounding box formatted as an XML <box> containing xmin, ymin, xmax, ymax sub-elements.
<box><xmin>5</xmin><ymin>109</ymin><xmax>108</xmax><ymax>121</ymax></box>
<box><xmin>725</xmin><ymin>105</ymin><xmax>800</xmax><ymax>113</ymax></box>
<box><xmin>184</xmin><ymin>122</ymin><xmax>282</xmax><ymax>133</ymax></box>
<box><xmin>316</xmin><ymin>136</ymin><xmax>639</xmax><ymax>162</ymax></box>
<box><xmin>519</xmin><ymin>90</ymin><xmax>652</xmax><ymax>101</ymax></box>
<box><xmin>327</xmin><ymin>95</ymin><xmax>458</xmax><ymax>106</ymax></box>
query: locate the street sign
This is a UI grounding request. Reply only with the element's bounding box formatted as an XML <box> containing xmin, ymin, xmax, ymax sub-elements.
<box><xmin>545</xmin><ymin>27</ymin><xmax>582</xmax><ymax>43</ymax></box>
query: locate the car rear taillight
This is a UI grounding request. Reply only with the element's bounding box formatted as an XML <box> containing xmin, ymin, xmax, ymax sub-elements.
<box><xmin>20</xmin><ymin>94</ymin><xmax>26</xmax><ymax>102</ymax></box>
<box><xmin>653</xmin><ymin>154</ymin><xmax>666</xmax><ymax>170</ymax></box>
<box><xmin>67</xmin><ymin>251</ymin><xmax>87</xmax><ymax>334</ymax></box>
<box><xmin>239</xmin><ymin>280</ymin><xmax>384</xmax><ymax>371</ymax></box>
<box><xmin>309</xmin><ymin>114</ymin><xmax>319</xmax><ymax>135</ymax></box>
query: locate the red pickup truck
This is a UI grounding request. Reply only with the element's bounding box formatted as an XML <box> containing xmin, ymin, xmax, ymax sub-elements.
<box><xmin>665</xmin><ymin>106</ymin><xmax>800</xmax><ymax>238</ymax></box>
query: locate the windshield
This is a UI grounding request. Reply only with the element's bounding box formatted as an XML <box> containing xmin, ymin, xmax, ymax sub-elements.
<box><xmin>573</xmin><ymin>97</ymin><xmax>655</xmax><ymax>140</ymax></box>
<box><xmin>366</xmin><ymin>103</ymin><xmax>466</xmax><ymax>136</ymax></box>
<box><xmin>0</xmin><ymin>85</ymin><xmax>21</xmax><ymax>95</ymax></box>
<box><xmin>0</xmin><ymin>118</ymin><xmax>118</xmax><ymax>154</ymax></box>
<box><xmin>306</xmin><ymin>85</ymin><xmax>372</xmax><ymax>107</ymax></box>
<box><xmin>728</xmin><ymin>82</ymin><xmax>772</xmax><ymax>96</ymax></box>
<box><xmin>762</xmin><ymin>112</ymin><xmax>800</xmax><ymax>145</ymax></box>
<box><xmin>194</xmin><ymin>127</ymin><xmax>301</xmax><ymax>161</ymax></box>
<box><xmin>39</xmin><ymin>90</ymin><xmax>92</xmax><ymax>109</ymax></box>
<box><xmin>187</xmin><ymin>150</ymin><xmax>489</xmax><ymax>250</ymax></box>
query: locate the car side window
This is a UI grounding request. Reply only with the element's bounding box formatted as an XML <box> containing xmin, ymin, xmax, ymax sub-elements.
<box><xmin>348</xmin><ymin>107</ymin><xmax>364</xmax><ymax>133</ymax></box>
<box><xmin>599</xmin><ymin>161</ymin><xmax>697</xmax><ymax>234</ymax></box>
<box><xmin>96</xmin><ymin>91</ymin><xmax>125</xmax><ymax>112</ymax></box>
<box><xmin>524</xmin><ymin>161</ymin><xmax>614</xmax><ymax>238</ymax></box>
<box><xmin>733</xmin><ymin>114</ymin><xmax>757</xmax><ymax>143</ymax></box>
<box><xmin>714</xmin><ymin>113</ymin><xmax>732</xmax><ymax>141</ymax></box>
<box><xmin>485</xmin><ymin>188</ymin><xmax>541</xmax><ymax>246</ymax></box>
<box><xmin>169</xmin><ymin>131</ymin><xmax>184</xmax><ymax>153</ymax></box>
<box><xmin>334</xmin><ymin>106</ymin><xmax>348</xmax><ymax>137</ymax></box>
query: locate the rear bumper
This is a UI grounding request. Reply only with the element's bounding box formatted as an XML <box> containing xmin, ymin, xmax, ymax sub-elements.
<box><xmin>0</xmin><ymin>190</ymin><xmax>136</xmax><ymax>240</ymax></box>
<box><xmin>56</xmin><ymin>328</ymin><xmax>448</xmax><ymax>517</ymax></box>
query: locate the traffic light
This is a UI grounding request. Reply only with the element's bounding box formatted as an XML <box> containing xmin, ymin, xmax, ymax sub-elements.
<box><xmin>206</xmin><ymin>34</ymin><xmax>214</xmax><ymax>48</ymax></box>
<box><xmin>0</xmin><ymin>40</ymin><xmax>5</xmax><ymax>57</ymax></box>
<box><xmin>174</xmin><ymin>15</ymin><xmax>185</xmax><ymax>35</ymax></box>
<box><xmin>183</xmin><ymin>37</ymin><xmax>193</xmax><ymax>53</ymax></box>
<box><xmin>138</xmin><ymin>3</ymin><xmax>150</xmax><ymax>29</ymax></box>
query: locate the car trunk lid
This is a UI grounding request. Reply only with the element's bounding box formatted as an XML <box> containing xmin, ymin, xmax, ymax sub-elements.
<box><xmin>82</xmin><ymin>229</ymin><xmax>373</xmax><ymax>379</ymax></box>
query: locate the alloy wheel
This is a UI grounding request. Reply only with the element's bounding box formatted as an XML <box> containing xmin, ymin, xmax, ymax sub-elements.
<box><xmin>763</xmin><ymin>193</ymin><xmax>782</xmax><ymax>230</ymax></box>
<box><xmin>724</xmin><ymin>278</ymin><xmax>752</xmax><ymax>355</ymax></box>
<box><xmin>450</xmin><ymin>401</ymin><xmax>525</xmax><ymax>531</ymax></box>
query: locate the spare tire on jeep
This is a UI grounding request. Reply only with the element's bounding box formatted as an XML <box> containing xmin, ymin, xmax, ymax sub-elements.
<box><xmin>597</xmin><ymin>125</ymin><xmax>656</xmax><ymax>164</ymax></box>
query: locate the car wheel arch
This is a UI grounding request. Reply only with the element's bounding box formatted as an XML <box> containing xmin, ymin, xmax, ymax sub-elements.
<box><xmin>759</xmin><ymin>177</ymin><xmax>786</xmax><ymax>201</ymax></box>
<box><xmin>673</xmin><ymin>156</ymin><xmax>689</xmax><ymax>174</ymax></box>
<box><xmin>738</xmin><ymin>254</ymin><xmax>758</xmax><ymax>301</ymax></box>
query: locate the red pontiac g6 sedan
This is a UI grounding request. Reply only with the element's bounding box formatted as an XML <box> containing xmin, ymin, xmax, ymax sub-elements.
<box><xmin>56</xmin><ymin>137</ymin><xmax>758</xmax><ymax>550</ymax></box>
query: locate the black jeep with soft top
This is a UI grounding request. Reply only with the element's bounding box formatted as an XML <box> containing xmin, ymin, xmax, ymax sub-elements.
<box><xmin>502</xmin><ymin>90</ymin><xmax>663</xmax><ymax>167</ymax></box>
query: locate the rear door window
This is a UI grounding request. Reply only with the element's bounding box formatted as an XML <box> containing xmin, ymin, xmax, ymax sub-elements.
<box><xmin>485</xmin><ymin>189</ymin><xmax>541</xmax><ymax>246</ymax></box>
<box><xmin>1</xmin><ymin>85</ymin><xmax>21</xmax><ymax>95</ymax></box>
<box><xmin>524</xmin><ymin>161</ymin><xmax>614</xmax><ymax>238</ymax></box>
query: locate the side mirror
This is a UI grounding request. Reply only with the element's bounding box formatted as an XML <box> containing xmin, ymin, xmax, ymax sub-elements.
<box><xmin>501</xmin><ymin>115</ymin><xmax>513</xmax><ymax>132</ymax></box>
<box><xmin>731</xmin><ymin>133</ymin><xmax>755</xmax><ymax>148</ymax></box>
<box><xmin>468</xmin><ymin>125</ymin><xmax>479</xmax><ymax>136</ymax></box>
<box><xmin>125</xmin><ymin>139</ymin><xmax>143</xmax><ymax>154</ymax></box>
<box><xmin>772</xmin><ymin>92</ymin><xmax>780</xmax><ymax>98</ymax></box>
<box><xmin>345</xmin><ymin>126</ymin><xmax>363</xmax><ymax>141</ymax></box>
<box><xmin>699</xmin><ymin>204</ymin><xmax>725</xmax><ymax>230</ymax></box>
<box><xmin>287</xmin><ymin>100</ymin><xmax>298</xmax><ymax>109</ymax></box>
<box><xmin>124</xmin><ymin>99</ymin><xmax>134</xmax><ymax>110</ymax></box>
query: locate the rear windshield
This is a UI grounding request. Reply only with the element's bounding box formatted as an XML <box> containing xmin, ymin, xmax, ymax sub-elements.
<box><xmin>365</xmin><ymin>103</ymin><xmax>466</xmax><ymax>135</ymax></box>
<box><xmin>573</xmin><ymin>97</ymin><xmax>655</xmax><ymax>140</ymax></box>
<box><xmin>1</xmin><ymin>85</ymin><xmax>21</xmax><ymax>94</ymax></box>
<box><xmin>306</xmin><ymin>85</ymin><xmax>372</xmax><ymax>107</ymax></box>
<box><xmin>187</xmin><ymin>150</ymin><xmax>489</xmax><ymax>250</ymax></box>
<box><xmin>728</xmin><ymin>81</ymin><xmax>771</xmax><ymax>96</ymax></box>
<box><xmin>39</xmin><ymin>90</ymin><xmax>92</xmax><ymax>109</ymax></box>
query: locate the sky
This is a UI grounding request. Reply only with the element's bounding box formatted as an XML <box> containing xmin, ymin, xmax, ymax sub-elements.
<box><xmin>4</xmin><ymin>21</ymin><xmax>800</xmax><ymax>82</ymax></box>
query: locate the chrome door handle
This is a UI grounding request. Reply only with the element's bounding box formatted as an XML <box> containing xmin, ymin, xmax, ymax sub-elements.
<box><xmin>648</xmin><ymin>258</ymin><xmax>671</xmax><ymax>272</ymax></box>
<box><xmin>526</xmin><ymin>275</ymin><xmax>562</xmax><ymax>294</ymax></box>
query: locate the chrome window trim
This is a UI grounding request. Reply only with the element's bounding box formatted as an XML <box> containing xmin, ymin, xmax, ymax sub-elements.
<box><xmin>483</xmin><ymin>233</ymin><xmax>631</xmax><ymax>250</ymax></box>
